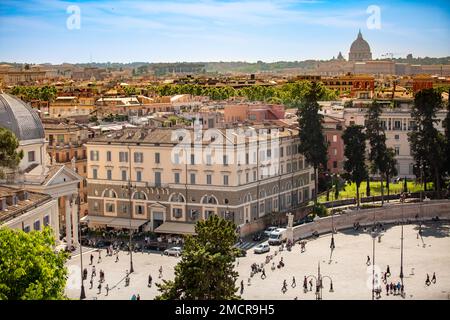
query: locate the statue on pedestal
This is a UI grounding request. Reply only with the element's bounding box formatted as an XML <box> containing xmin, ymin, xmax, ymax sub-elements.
<box><xmin>286</xmin><ymin>212</ymin><xmax>294</xmax><ymax>228</ymax></box>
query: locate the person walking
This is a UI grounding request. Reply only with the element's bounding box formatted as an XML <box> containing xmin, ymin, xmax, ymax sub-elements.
<box><xmin>292</xmin><ymin>276</ymin><xmax>296</xmax><ymax>288</ymax></box>
<box><xmin>240</xmin><ymin>280</ymin><xmax>244</xmax><ymax>294</ymax></box>
<box><xmin>159</xmin><ymin>266</ymin><xmax>163</xmax><ymax>278</ymax></box>
<box><xmin>386</xmin><ymin>283</ymin><xmax>389</xmax><ymax>296</ymax></box>
<box><xmin>261</xmin><ymin>268</ymin><xmax>266</xmax><ymax>280</ymax></box>
<box><xmin>97</xmin><ymin>282</ymin><xmax>102</xmax><ymax>294</ymax></box>
<box><xmin>90</xmin><ymin>278</ymin><xmax>93</xmax><ymax>289</ymax></box>
<box><xmin>136</xmin><ymin>294</ymin><xmax>141</xmax><ymax>300</ymax></box>
<box><xmin>90</xmin><ymin>254</ymin><xmax>94</xmax><ymax>265</ymax></box>
<box><xmin>431</xmin><ymin>272</ymin><xmax>436</xmax><ymax>284</ymax></box>
<box><xmin>366</xmin><ymin>255</ymin><xmax>371</xmax><ymax>266</ymax></box>
<box><xmin>425</xmin><ymin>274</ymin><xmax>431</xmax><ymax>286</ymax></box>
<box><xmin>303</xmin><ymin>276</ymin><xmax>308</xmax><ymax>292</ymax></box>
<box><xmin>115</xmin><ymin>252</ymin><xmax>119</xmax><ymax>263</ymax></box>
<box><xmin>282</xmin><ymin>280</ymin><xmax>287</xmax><ymax>293</ymax></box>
<box><xmin>148</xmin><ymin>274</ymin><xmax>153</xmax><ymax>287</ymax></box>
<box><xmin>105</xmin><ymin>284</ymin><xmax>109</xmax><ymax>296</ymax></box>
<box><xmin>309</xmin><ymin>279</ymin><xmax>313</xmax><ymax>292</ymax></box>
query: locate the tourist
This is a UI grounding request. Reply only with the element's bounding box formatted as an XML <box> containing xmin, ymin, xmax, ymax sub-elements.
<box><xmin>366</xmin><ymin>255</ymin><xmax>371</xmax><ymax>266</ymax></box>
<box><xmin>292</xmin><ymin>276</ymin><xmax>296</xmax><ymax>288</ymax></box>
<box><xmin>425</xmin><ymin>274</ymin><xmax>431</xmax><ymax>286</ymax></box>
<box><xmin>386</xmin><ymin>265</ymin><xmax>391</xmax><ymax>277</ymax></box>
<box><xmin>97</xmin><ymin>282</ymin><xmax>102</xmax><ymax>294</ymax></box>
<box><xmin>309</xmin><ymin>279</ymin><xmax>313</xmax><ymax>291</ymax></box>
<box><xmin>105</xmin><ymin>284</ymin><xmax>109</xmax><ymax>296</ymax></box>
<box><xmin>90</xmin><ymin>278</ymin><xmax>93</xmax><ymax>289</ymax></box>
<box><xmin>282</xmin><ymin>280</ymin><xmax>287</xmax><ymax>293</ymax></box>
<box><xmin>240</xmin><ymin>280</ymin><xmax>244</xmax><ymax>294</ymax></box>
<box><xmin>386</xmin><ymin>283</ymin><xmax>389</xmax><ymax>296</ymax></box>
<box><xmin>271</xmin><ymin>262</ymin><xmax>275</xmax><ymax>271</ymax></box>
<box><xmin>261</xmin><ymin>269</ymin><xmax>266</xmax><ymax>280</ymax></box>
<box><xmin>159</xmin><ymin>266</ymin><xmax>163</xmax><ymax>278</ymax></box>
<box><xmin>148</xmin><ymin>274</ymin><xmax>153</xmax><ymax>287</ymax></box>
<box><xmin>115</xmin><ymin>252</ymin><xmax>119</xmax><ymax>263</ymax></box>
<box><xmin>432</xmin><ymin>272</ymin><xmax>436</xmax><ymax>284</ymax></box>
<box><xmin>303</xmin><ymin>276</ymin><xmax>308</xmax><ymax>292</ymax></box>
<box><xmin>90</xmin><ymin>254</ymin><xmax>94</xmax><ymax>265</ymax></box>
<box><xmin>98</xmin><ymin>250</ymin><xmax>102</xmax><ymax>263</ymax></box>
<box><xmin>137</xmin><ymin>294</ymin><xmax>141</xmax><ymax>300</ymax></box>
<box><xmin>92</xmin><ymin>266</ymin><xmax>96</xmax><ymax>277</ymax></box>
<box><xmin>131</xmin><ymin>294</ymin><xmax>136</xmax><ymax>300</ymax></box>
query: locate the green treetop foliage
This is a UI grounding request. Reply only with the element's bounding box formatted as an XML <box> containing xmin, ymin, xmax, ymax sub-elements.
<box><xmin>408</xmin><ymin>88</ymin><xmax>446</xmax><ymax>197</ymax></box>
<box><xmin>342</xmin><ymin>125</ymin><xmax>368</xmax><ymax>208</ymax></box>
<box><xmin>366</xmin><ymin>100</ymin><xmax>387</xmax><ymax>174</ymax></box>
<box><xmin>10</xmin><ymin>85</ymin><xmax>57</xmax><ymax>102</ymax></box>
<box><xmin>296</xmin><ymin>81</ymin><xmax>329</xmax><ymax>204</ymax></box>
<box><xmin>0</xmin><ymin>128</ymin><xmax>24</xmax><ymax>178</ymax></box>
<box><xmin>156</xmin><ymin>215</ymin><xmax>240</xmax><ymax>300</ymax></box>
<box><xmin>0</xmin><ymin>227</ymin><xmax>69</xmax><ymax>300</ymax></box>
<box><xmin>144</xmin><ymin>80</ymin><xmax>337</xmax><ymax>104</ymax></box>
<box><xmin>384</xmin><ymin>147</ymin><xmax>398</xmax><ymax>196</ymax></box>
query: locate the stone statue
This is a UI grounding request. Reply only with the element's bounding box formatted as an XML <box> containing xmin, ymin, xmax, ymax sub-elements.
<box><xmin>71</xmin><ymin>156</ymin><xmax>76</xmax><ymax>171</ymax></box>
<box><xmin>287</xmin><ymin>212</ymin><xmax>294</xmax><ymax>228</ymax></box>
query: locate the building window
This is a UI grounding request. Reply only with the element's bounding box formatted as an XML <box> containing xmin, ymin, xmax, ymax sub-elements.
<box><xmin>245</xmin><ymin>153</ymin><xmax>249</xmax><ymax>165</ymax></box>
<box><xmin>223</xmin><ymin>155</ymin><xmax>228</xmax><ymax>166</ymax></box>
<box><xmin>107</xmin><ymin>169</ymin><xmax>112</xmax><ymax>180</ymax></box>
<box><xmin>395</xmin><ymin>146</ymin><xmax>400</xmax><ymax>156</ymax></box>
<box><xmin>28</xmin><ymin>151</ymin><xmax>35</xmax><ymax>162</ymax></box>
<box><xmin>332</xmin><ymin>135</ymin><xmax>337</xmax><ymax>142</ymax></box>
<box><xmin>43</xmin><ymin>215</ymin><xmax>50</xmax><ymax>226</ymax></box>
<box><xmin>119</xmin><ymin>152</ymin><xmax>128</xmax><ymax>162</ymax></box>
<box><xmin>155</xmin><ymin>153</ymin><xmax>160</xmax><ymax>164</ymax></box>
<box><xmin>121</xmin><ymin>170</ymin><xmax>127</xmax><ymax>181</ymax></box>
<box><xmin>246</xmin><ymin>172</ymin><xmax>249</xmax><ymax>183</ymax></box>
<box><xmin>93</xmin><ymin>201</ymin><xmax>99</xmax><ymax>212</ymax></box>
<box><xmin>135</xmin><ymin>205</ymin><xmax>145</xmax><ymax>215</ymax></box>
<box><xmin>206</xmin><ymin>174</ymin><xmax>212</xmax><ymax>185</ymax></box>
<box><xmin>206</xmin><ymin>154</ymin><xmax>212</xmax><ymax>166</ymax></box>
<box><xmin>155</xmin><ymin>172</ymin><xmax>161</xmax><ymax>187</ymax></box>
<box><xmin>136</xmin><ymin>171</ymin><xmax>142</xmax><ymax>182</ymax></box>
<box><xmin>92</xmin><ymin>168</ymin><xmax>98</xmax><ymax>179</ymax></box>
<box><xmin>333</xmin><ymin>148</ymin><xmax>337</xmax><ymax>156</ymax></box>
<box><xmin>173</xmin><ymin>208</ymin><xmax>183</xmax><ymax>218</ymax></box>
<box><xmin>106</xmin><ymin>151</ymin><xmax>112</xmax><ymax>162</ymax></box>
<box><xmin>190</xmin><ymin>154</ymin><xmax>195</xmax><ymax>165</ymax></box>
<box><xmin>190</xmin><ymin>173</ymin><xmax>196</xmax><ymax>184</ymax></box>
<box><xmin>395</xmin><ymin>135</ymin><xmax>399</xmax><ymax>140</ymax></box>
<box><xmin>223</xmin><ymin>175</ymin><xmax>229</xmax><ymax>185</ymax></box>
<box><xmin>253</xmin><ymin>171</ymin><xmax>257</xmax><ymax>181</ymax></box>
<box><xmin>106</xmin><ymin>203</ymin><xmax>115</xmax><ymax>213</ymax></box>
<box><xmin>134</xmin><ymin>152</ymin><xmax>144</xmax><ymax>163</ymax></box>
<box><xmin>333</xmin><ymin>161</ymin><xmax>338</xmax><ymax>169</ymax></box>
<box><xmin>174</xmin><ymin>172</ymin><xmax>180</xmax><ymax>184</ymax></box>
<box><xmin>33</xmin><ymin>220</ymin><xmax>41</xmax><ymax>231</ymax></box>
<box><xmin>90</xmin><ymin>150</ymin><xmax>99</xmax><ymax>161</ymax></box>
<box><xmin>174</xmin><ymin>153</ymin><xmax>180</xmax><ymax>164</ymax></box>
<box><xmin>24</xmin><ymin>225</ymin><xmax>30</xmax><ymax>233</ymax></box>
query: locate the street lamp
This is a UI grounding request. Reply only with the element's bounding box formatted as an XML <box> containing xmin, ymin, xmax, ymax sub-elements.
<box><xmin>121</xmin><ymin>183</ymin><xmax>136</xmax><ymax>273</ymax></box>
<box><xmin>400</xmin><ymin>193</ymin><xmax>406</xmax><ymax>293</ymax></box>
<box><xmin>306</xmin><ymin>262</ymin><xmax>334</xmax><ymax>300</ymax></box>
<box><xmin>75</xmin><ymin>195</ymin><xmax>86</xmax><ymax>300</ymax></box>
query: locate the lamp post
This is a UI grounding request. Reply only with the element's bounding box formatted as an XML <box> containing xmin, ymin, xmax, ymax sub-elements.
<box><xmin>306</xmin><ymin>262</ymin><xmax>334</xmax><ymax>300</ymax></box>
<box><xmin>76</xmin><ymin>195</ymin><xmax>86</xmax><ymax>300</ymax></box>
<box><xmin>121</xmin><ymin>183</ymin><xmax>135</xmax><ymax>273</ymax></box>
<box><xmin>400</xmin><ymin>193</ymin><xmax>405</xmax><ymax>293</ymax></box>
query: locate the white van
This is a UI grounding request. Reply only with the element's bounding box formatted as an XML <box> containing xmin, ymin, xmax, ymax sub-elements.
<box><xmin>268</xmin><ymin>228</ymin><xmax>287</xmax><ymax>245</ymax></box>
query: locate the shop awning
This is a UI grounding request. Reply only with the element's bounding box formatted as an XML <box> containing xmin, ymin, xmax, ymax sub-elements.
<box><xmin>81</xmin><ymin>215</ymin><xmax>148</xmax><ymax>230</ymax></box>
<box><xmin>154</xmin><ymin>222</ymin><xmax>196</xmax><ymax>235</ymax></box>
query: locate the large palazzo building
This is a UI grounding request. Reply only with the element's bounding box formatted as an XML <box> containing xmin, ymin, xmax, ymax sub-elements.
<box><xmin>84</xmin><ymin>125</ymin><xmax>315</xmax><ymax>234</ymax></box>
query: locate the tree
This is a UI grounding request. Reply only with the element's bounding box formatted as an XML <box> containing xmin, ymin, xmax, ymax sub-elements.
<box><xmin>0</xmin><ymin>227</ymin><xmax>69</xmax><ymax>300</ymax></box>
<box><xmin>156</xmin><ymin>215</ymin><xmax>240</xmax><ymax>300</ymax></box>
<box><xmin>366</xmin><ymin>100</ymin><xmax>388</xmax><ymax>205</ymax></box>
<box><xmin>0</xmin><ymin>128</ymin><xmax>24</xmax><ymax>179</ymax></box>
<box><xmin>384</xmin><ymin>148</ymin><xmax>398</xmax><ymax>200</ymax></box>
<box><xmin>342</xmin><ymin>125</ymin><xmax>367</xmax><ymax>209</ymax></box>
<box><xmin>409</xmin><ymin>89</ymin><xmax>446</xmax><ymax>198</ymax></box>
<box><xmin>443</xmin><ymin>89</ymin><xmax>450</xmax><ymax>178</ymax></box>
<box><xmin>297</xmin><ymin>81</ymin><xmax>329</xmax><ymax>205</ymax></box>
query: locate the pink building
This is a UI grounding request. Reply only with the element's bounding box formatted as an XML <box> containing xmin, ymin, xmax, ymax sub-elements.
<box><xmin>224</xmin><ymin>103</ymin><xmax>285</xmax><ymax>123</ymax></box>
<box><xmin>323</xmin><ymin>115</ymin><xmax>345</xmax><ymax>174</ymax></box>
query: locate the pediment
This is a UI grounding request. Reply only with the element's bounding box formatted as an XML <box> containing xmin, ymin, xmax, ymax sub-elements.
<box><xmin>44</xmin><ymin>165</ymin><xmax>83</xmax><ymax>186</ymax></box>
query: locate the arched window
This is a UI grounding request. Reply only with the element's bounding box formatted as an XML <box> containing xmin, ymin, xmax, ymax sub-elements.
<box><xmin>201</xmin><ymin>195</ymin><xmax>218</xmax><ymax>204</ymax></box>
<box><xmin>169</xmin><ymin>193</ymin><xmax>185</xmax><ymax>203</ymax></box>
<box><xmin>259</xmin><ymin>189</ymin><xmax>266</xmax><ymax>198</ymax></box>
<box><xmin>133</xmin><ymin>191</ymin><xmax>147</xmax><ymax>200</ymax></box>
<box><xmin>244</xmin><ymin>193</ymin><xmax>252</xmax><ymax>203</ymax></box>
<box><xmin>102</xmin><ymin>189</ymin><xmax>117</xmax><ymax>198</ymax></box>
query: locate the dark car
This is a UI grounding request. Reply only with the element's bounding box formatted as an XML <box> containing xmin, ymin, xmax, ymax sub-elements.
<box><xmin>252</xmin><ymin>233</ymin><xmax>264</xmax><ymax>242</ymax></box>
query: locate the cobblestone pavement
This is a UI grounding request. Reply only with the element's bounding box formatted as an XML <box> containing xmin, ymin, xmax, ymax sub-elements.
<box><xmin>65</xmin><ymin>222</ymin><xmax>450</xmax><ymax>300</ymax></box>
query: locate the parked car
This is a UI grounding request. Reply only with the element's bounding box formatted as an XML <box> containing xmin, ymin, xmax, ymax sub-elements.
<box><xmin>254</xmin><ymin>243</ymin><xmax>270</xmax><ymax>254</ymax></box>
<box><xmin>164</xmin><ymin>246</ymin><xmax>182</xmax><ymax>257</ymax></box>
<box><xmin>252</xmin><ymin>232</ymin><xmax>264</xmax><ymax>242</ymax></box>
<box><xmin>264</xmin><ymin>226</ymin><xmax>278</xmax><ymax>237</ymax></box>
<box><xmin>268</xmin><ymin>228</ymin><xmax>287</xmax><ymax>245</ymax></box>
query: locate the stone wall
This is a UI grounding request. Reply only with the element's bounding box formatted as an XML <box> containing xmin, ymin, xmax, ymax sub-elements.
<box><xmin>292</xmin><ymin>200</ymin><xmax>450</xmax><ymax>240</ymax></box>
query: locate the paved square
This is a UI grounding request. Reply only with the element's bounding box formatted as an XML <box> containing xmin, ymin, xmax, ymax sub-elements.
<box><xmin>65</xmin><ymin>222</ymin><xmax>450</xmax><ymax>300</ymax></box>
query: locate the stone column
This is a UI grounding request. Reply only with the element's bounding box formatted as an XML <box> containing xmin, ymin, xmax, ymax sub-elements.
<box><xmin>71</xmin><ymin>195</ymin><xmax>79</xmax><ymax>246</ymax></box>
<box><xmin>65</xmin><ymin>196</ymin><xmax>72</xmax><ymax>246</ymax></box>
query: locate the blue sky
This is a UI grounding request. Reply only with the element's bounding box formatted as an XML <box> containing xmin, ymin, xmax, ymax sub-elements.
<box><xmin>0</xmin><ymin>0</ymin><xmax>449</xmax><ymax>63</ymax></box>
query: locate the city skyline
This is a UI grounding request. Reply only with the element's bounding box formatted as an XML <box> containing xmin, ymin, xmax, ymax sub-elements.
<box><xmin>0</xmin><ymin>0</ymin><xmax>449</xmax><ymax>64</ymax></box>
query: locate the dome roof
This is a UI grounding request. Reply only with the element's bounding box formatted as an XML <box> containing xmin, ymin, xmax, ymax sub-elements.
<box><xmin>350</xmin><ymin>30</ymin><xmax>371</xmax><ymax>53</ymax></box>
<box><xmin>0</xmin><ymin>93</ymin><xmax>45</xmax><ymax>141</ymax></box>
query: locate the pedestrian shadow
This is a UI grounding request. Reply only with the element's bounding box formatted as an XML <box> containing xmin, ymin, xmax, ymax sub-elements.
<box><xmin>412</xmin><ymin>222</ymin><xmax>449</xmax><ymax>239</ymax></box>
